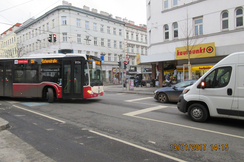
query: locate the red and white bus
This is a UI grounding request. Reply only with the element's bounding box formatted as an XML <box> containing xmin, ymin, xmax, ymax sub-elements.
<box><xmin>0</xmin><ymin>53</ymin><xmax>104</xmax><ymax>102</ymax></box>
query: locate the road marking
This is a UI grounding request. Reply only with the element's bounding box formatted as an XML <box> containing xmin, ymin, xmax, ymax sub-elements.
<box><xmin>21</xmin><ymin>102</ymin><xmax>49</xmax><ymax>107</ymax></box>
<box><xmin>90</xmin><ymin>130</ymin><xmax>186</xmax><ymax>162</ymax></box>
<box><xmin>7</xmin><ymin>101</ymin><xmax>20</xmax><ymax>104</ymax></box>
<box><xmin>123</xmin><ymin>105</ymin><xmax>167</xmax><ymax>116</ymax></box>
<box><xmin>135</xmin><ymin>115</ymin><xmax>244</xmax><ymax>140</ymax></box>
<box><xmin>125</xmin><ymin>97</ymin><xmax>152</xmax><ymax>102</ymax></box>
<box><xmin>12</xmin><ymin>105</ymin><xmax>66</xmax><ymax>123</ymax></box>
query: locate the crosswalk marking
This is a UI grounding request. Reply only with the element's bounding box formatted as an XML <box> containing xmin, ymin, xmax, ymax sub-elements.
<box><xmin>125</xmin><ymin>97</ymin><xmax>152</xmax><ymax>102</ymax></box>
<box><xmin>123</xmin><ymin>105</ymin><xmax>167</xmax><ymax>116</ymax></box>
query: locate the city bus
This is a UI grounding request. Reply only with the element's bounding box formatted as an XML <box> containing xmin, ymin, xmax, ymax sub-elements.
<box><xmin>0</xmin><ymin>53</ymin><xmax>104</xmax><ymax>102</ymax></box>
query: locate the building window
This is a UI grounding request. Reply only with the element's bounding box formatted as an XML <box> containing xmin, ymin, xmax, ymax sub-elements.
<box><xmin>29</xmin><ymin>32</ymin><xmax>31</xmax><ymax>39</ymax></box>
<box><xmin>77</xmin><ymin>19</ymin><xmax>81</xmax><ymax>27</ymax></box>
<box><xmin>52</xmin><ymin>19</ymin><xmax>55</xmax><ymax>28</ymax></box>
<box><xmin>145</xmin><ymin>48</ymin><xmax>147</xmax><ymax>55</ymax></box>
<box><xmin>107</xmin><ymin>26</ymin><xmax>110</xmax><ymax>34</ymax></box>
<box><xmin>108</xmin><ymin>53</ymin><xmax>111</xmax><ymax>61</ymax></box>
<box><xmin>173</xmin><ymin>0</ymin><xmax>178</xmax><ymax>6</ymax></box>
<box><xmin>164</xmin><ymin>25</ymin><xmax>169</xmax><ymax>40</ymax></box>
<box><xmin>114</xmin><ymin>54</ymin><xmax>117</xmax><ymax>61</ymax></box>
<box><xmin>222</xmin><ymin>11</ymin><xmax>228</xmax><ymax>30</ymax></box>
<box><xmin>35</xmin><ymin>29</ymin><xmax>37</xmax><ymax>36</ymax></box>
<box><xmin>43</xmin><ymin>39</ymin><xmax>45</xmax><ymax>48</ymax></box>
<box><xmin>108</xmin><ymin>39</ymin><xmax>111</xmax><ymax>47</ymax></box>
<box><xmin>194</xmin><ymin>17</ymin><xmax>203</xmax><ymax>35</ymax></box>
<box><xmin>43</xmin><ymin>25</ymin><xmax>45</xmax><ymax>33</ymax></box>
<box><xmin>100</xmin><ymin>24</ymin><xmax>104</xmax><ymax>32</ymax></box>
<box><xmin>47</xmin><ymin>23</ymin><xmax>49</xmax><ymax>31</ymax></box>
<box><xmin>114</xmin><ymin>41</ymin><xmax>117</xmax><ymax>48</ymax></box>
<box><xmin>78</xmin><ymin>50</ymin><xmax>82</xmax><ymax>53</ymax></box>
<box><xmin>126</xmin><ymin>32</ymin><xmax>129</xmax><ymax>39</ymax></box>
<box><xmin>77</xmin><ymin>34</ymin><xmax>81</xmax><ymax>43</ymax></box>
<box><xmin>39</xmin><ymin>27</ymin><xmax>41</xmax><ymax>35</ymax></box>
<box><xmin>62</xmin><ymin>16</ymin><xmax>67</xmax><ymax>25</ymax></box>
<box><xmin>86</xmin><ymin>36</ymin><xmax>90</xmax><ymax>45</ymax></box>
<box><xmin>85</xmin><ymin>21</ymin><xmax>89</xmax><ymax>29</ymax></box>
<box><xmin>131</xmin><ymin>33</ymin><xmax>133</xmax><ymax>40</ymax></box>
<box><xmin>164</xmin><ymin>0</ymin><xmax>168</xmax><ymax>9</ymax></box>
<box><xmin>113</xmin><ymin>28</ymin><xmax>116</xmax><ymax>35</ymax></box>
<box><xmin>136</xmin><ymin>35</ymin><xmax>139</xmax><ymax>41</ymax></box>
<box><xmin>132</xmin><ymin>58</ymin><xmax>135</xmax><ymax>65</ymax></box>
<box><xmin>101</xmin><ymin>38</ymin><xmax>104</xmax><ymax>46</ymax></box>
<box><xmin>131</xmin><ymin>46</ymin><xmax>134</xmax><ymax>53</ymax></box>
<box><xmin>119</xmin><ymin>29</ymin><xmax>122</xmax><ymax>36</ymax></box>
<box><xmin>93</xmin><ymin>23</ymin><xmax>97</xmax><ymax>31</ymax></box>
<box><xmin>141</xmin><ymin>35</ymin><xmax>143</xmax><ymax>42</ymax></box>
<box><xmin>236</xmin><ymin>8</ymin><xmax>243</xmax><ymax>27</ymax></box>
<box><xmin>145</xmin><ymin>36</ymin><xmax>147</xmax><ymax>43</ymax></box>
<box><xmin>63</xmin><ymin>33</ymin><xmax>67</xmax><ymax>42</ymax></box>
<box><xmin>94</xmin><ymin>37</ymin><xmax>97</xmax><ymax>45</ymax></box>
<box><xmin>120</xmin><ymin>41</ymin><xmax>122</xmax><ymax>49</ymax></box>
<box><xmin>141</xmin><ymin>47</ymin><xmax>144</xmax><ymax>54</ymax></box>
<box><xmin>173</xmin><ymin>22</ymin><xmax>178</xmax><ymax>38</ymax></box>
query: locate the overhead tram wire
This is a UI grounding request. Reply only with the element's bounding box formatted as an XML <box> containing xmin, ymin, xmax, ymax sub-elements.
<box><xmin>0</xmin><ymin>0</ymin><xmax>36</xmax><ymax>13</ymax></box>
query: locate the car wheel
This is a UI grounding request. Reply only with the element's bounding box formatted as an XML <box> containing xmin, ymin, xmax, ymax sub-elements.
<box><xmin>188</xmin><ymin>103</ymin><xmax>208</xmax><ymax>122</ymax></box>
<box><xmin>158</xmin><ymin>93</ymin><xmax>168</xmax><ymax>103</ymax></box>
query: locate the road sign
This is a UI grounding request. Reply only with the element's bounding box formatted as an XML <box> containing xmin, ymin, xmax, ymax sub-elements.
<box><xmin>126</xmin><ymin>54</ymin><xmax>130</xmax><ymax>61</ymax></box>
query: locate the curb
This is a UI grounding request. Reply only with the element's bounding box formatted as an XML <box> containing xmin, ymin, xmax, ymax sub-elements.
<box><xmin>0</xmin><ymin>118</ymin><xmax>10</xmax><ymax>131</ymax></box>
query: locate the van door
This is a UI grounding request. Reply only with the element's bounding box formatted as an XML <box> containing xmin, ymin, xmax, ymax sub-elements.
<box><xmin>200</xmin><ymin>66</ymin><xmax>234</xmax><ymax>117</ymax></box>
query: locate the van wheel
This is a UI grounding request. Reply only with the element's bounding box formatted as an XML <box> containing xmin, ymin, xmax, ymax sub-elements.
<box><xmin>188</xmin><ymin>103</ymin><xmax>208</xmax><ymax>122</ymax></box>
<box><xmin>158</xmin><ymin>93</ymin><xmax>168</xmax><ymax>103</ymax></box>
<box><xmin>47</xmin><ymin>88</ymin><xmax>54</xmax><ymax>103</ymax></box>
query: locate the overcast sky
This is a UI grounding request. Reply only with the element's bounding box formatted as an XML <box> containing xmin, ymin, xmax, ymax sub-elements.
<box><xmin>0</xmin><ymin>0</ymin><xmax>147</xmax><ymax>34</ymax></box>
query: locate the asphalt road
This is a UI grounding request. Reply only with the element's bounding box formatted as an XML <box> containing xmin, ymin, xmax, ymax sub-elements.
<box><xmin>0</xmin><ymin>92</ymin><xmax>244</xmax><ymax>162</ymax></box>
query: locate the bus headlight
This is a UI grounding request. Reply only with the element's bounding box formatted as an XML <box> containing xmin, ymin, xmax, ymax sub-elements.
<box><xmin>87</xmin><ymin>90</ymin><xmax>93</xmax><ymax>94</ymax></box>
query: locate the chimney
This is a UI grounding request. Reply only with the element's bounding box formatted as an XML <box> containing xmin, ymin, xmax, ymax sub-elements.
<box><xmin>129</xmin><ymin>20</ymin><xmax>135</xmax><ymax>25</ymax></box>
<box><xmin>123</xmin><ymin>18</ymin><xmax>128</xmax><ymax>23</ymax></box>
<box><xmin>91</xmin><ymin>8</ymin><xmax>97</xmax><ymax>13</ymax></box>
<box><xmin>62</xmin><ymin>0</ymin><xmax>69</xmax><ymax>5</ymax></box>
<box><xmin>115</xmin><ymin>16</ymin><xmax>122</xmax><ymax>21</ymax></box>
<box><xmin>83</xmin><ymin>5</ymin><xmax>90</xmax><ymax>11</ymax></box>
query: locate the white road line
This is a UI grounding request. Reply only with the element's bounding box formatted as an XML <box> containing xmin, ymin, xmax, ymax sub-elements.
<box><xmin>133</xmin><ymin>115</ymin><xmax>244</xmax><ymax>140</ymax></box>
<box><xmin>123</xmin><ymin>105</ymin><xmax>168</xmax><ymax>116</ymax></box>
<box><xmin>125</xmin><ymin>97</ymin><xmax>152</xmax><ymax>102</ymax></box>
<box><xmin>89</xmin><ymin>130</ymin><xmax>187</xmax><ymax>162</ymax></box>
<box><xmin>12</xmin><ymin>105</ymin><xmax>66</xmax><ymax>123</ymax></box>
<box><xmin>7</xmin><ymin>101</ymin><xmax>20</xmax><ymax>104</ymax></box>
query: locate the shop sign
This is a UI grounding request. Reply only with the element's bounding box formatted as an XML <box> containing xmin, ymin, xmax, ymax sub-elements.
<box><xmin>177</xmin><ymin>65</ymin><xmax>214</xmax><ymax>71</ymax></box>
<box><xmin>129</xmin><ymin>66</ymin><xmax>137</xmax><ymax>72</ymax></box>
<box><xmin>136</xmin><ymin>53</ymin><xmax>141</xmax><ymax>65</ymax></box>
<box><xmin>143</xmin><ymin>68</ymin><xmax>152</xmax><ymax>73</ymax></box>
<box><xmin>176</xmin><ymin>42</ymin><xmax>215</xmax><ymax>60</ymax></box>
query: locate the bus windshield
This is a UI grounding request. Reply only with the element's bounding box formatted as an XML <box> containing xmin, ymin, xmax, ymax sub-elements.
<box><xmin>86</xmin><ymin>56</ymin><xmax>103</xmax><ymax>86</ymax></box>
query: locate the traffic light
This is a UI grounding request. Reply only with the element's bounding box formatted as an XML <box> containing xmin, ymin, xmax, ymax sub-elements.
<box><xmin>53</xmin><ymin>34</ymin><xmax>57</xmax><ymax>42</ymax></box>
<box><xmin>118</xmin><ymin>62</ymin><xmax>121</xmax><ymax>67</ymax></box>
<box><xmin>124</xmin><ymin>61</ymin><xmax>127</xmax><ymax>69</ymax></box>
<box><xmin>48</xmin><ymin>34</ymin><xmax>52</xmax><ymax>42</ymax></box>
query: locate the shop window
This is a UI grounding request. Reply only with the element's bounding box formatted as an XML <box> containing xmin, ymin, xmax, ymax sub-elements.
<box><xmin>194</xmin><ymin>17</ymin><xmax>203</xmax><ymax>35</ymax></box>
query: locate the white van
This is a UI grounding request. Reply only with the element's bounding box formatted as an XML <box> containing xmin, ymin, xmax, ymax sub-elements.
<box><xmin>177</xmin><ymin>51</ymin><xmax>244</xmax><ymax>122</ymax></box>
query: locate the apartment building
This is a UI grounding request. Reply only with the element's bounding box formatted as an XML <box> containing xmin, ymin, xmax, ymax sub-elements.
<box><xmin>145</xmin><ymin>0</ymin><xmax>244</xmax><ymax>86</ymax></box>
<box><xmin>0</xmin><ymin>23</ymin><xmax>21</xmax><ymax>58</ymax></box>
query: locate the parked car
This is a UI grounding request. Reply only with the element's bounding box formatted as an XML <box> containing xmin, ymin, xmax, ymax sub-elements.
<box><xmin>154</xmin><ymin>80</ymin><xmax>197</xmax><ymax>103</ymax></box>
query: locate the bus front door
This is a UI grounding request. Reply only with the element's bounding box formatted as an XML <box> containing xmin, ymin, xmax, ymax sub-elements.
<box><xmin>0</xmin><ymin>62</ymin><xmax>12</xmax><ymax>97</ymax></box>
<box><xmin>62</xmin><ymin>59</ymin><xmax>83</xmax><ymax>99</ymax></box>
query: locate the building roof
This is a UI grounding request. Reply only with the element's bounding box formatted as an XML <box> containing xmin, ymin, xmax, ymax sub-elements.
<box><xmin>15</xmin><ymin>5</ymin><xmax>126</xmax><ymax>33</ymax></box>
<box><xmin>1</xmin><ymin>23</ymin><xmax>22</xmax><ymax>35</ymax></box>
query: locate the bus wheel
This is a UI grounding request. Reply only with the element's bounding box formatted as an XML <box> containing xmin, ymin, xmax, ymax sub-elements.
<box><xmin>47</xmin><ymin>88</ymin><xmax>54</xmax><ymax>103</ymax></box>
<box><xmin>188</xmin><ymin>103</ymin><xmax>208</xmax><ymax>122</ymax></box>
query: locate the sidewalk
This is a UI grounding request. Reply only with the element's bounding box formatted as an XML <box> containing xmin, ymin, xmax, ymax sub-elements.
<box><xmin>104</xmin><ymin>84</ymin><xmax>160</xmax><ymax>95</ymax></box>
<box><xmin>0</xmin><ymin>118</ymin><xmax>55</xmax><ymax>162</ymax></box>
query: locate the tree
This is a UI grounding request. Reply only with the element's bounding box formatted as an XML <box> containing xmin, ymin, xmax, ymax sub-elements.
<box><xmin>181</xmin><ymin>10</ymin><xmax>205</xmax><ymax>80</ymax></box>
